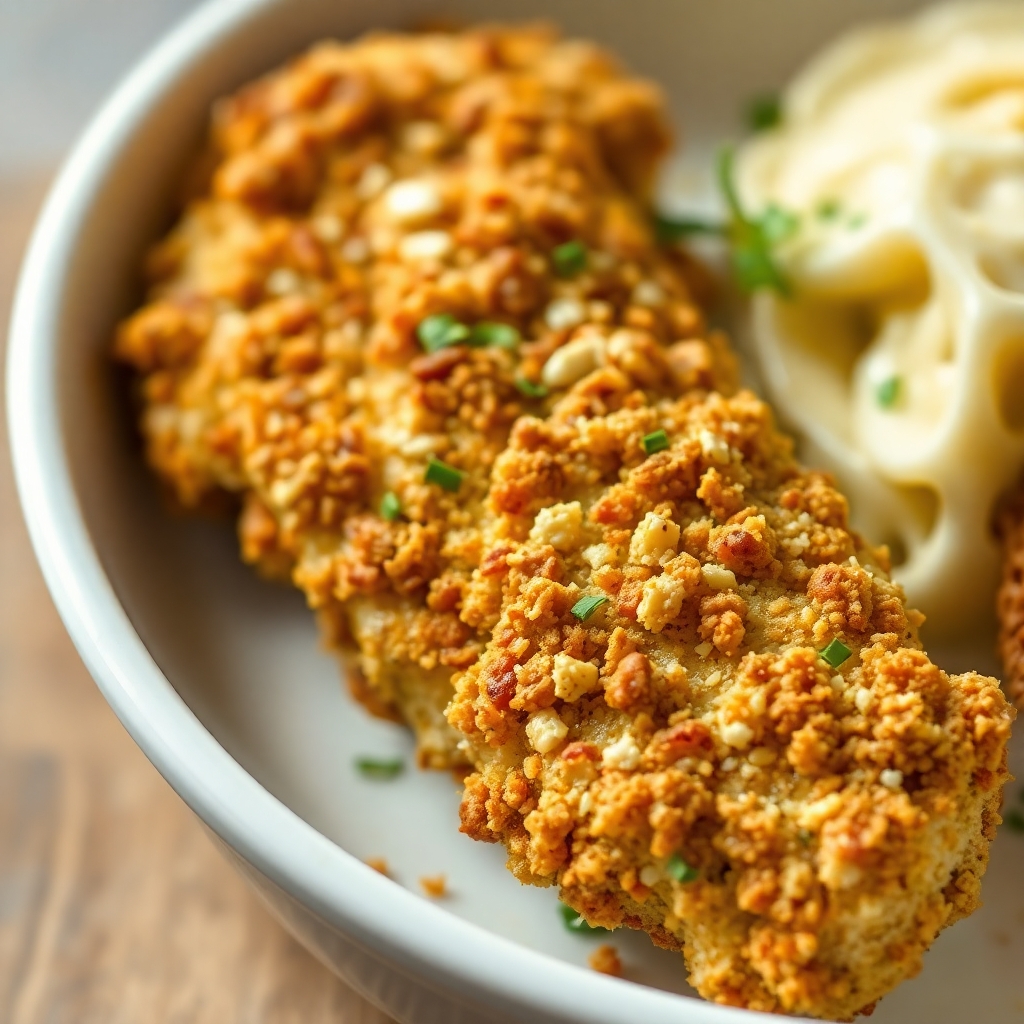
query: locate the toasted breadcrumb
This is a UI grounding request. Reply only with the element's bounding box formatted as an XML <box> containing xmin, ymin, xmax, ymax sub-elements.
<box><xmin>589</xmin><ymin>945</ymin><xmax>624</xmax><ymax>977</ymax></box>
<box><xmin>419</xmin><ymin>874</ymin><xmax>448</xmax><ymax>897</ymax></box>
<box><xmin>997</xmin><ymin>493</ymin><xmax>1024</xmax><ymax>706</ymax></box>
<box><xmin>365</xmin><ymin>857</ymin><xmax>390</xmax><ymax>876</ymax></box>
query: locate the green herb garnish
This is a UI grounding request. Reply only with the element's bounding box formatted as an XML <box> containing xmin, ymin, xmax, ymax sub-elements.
<box><xmin>816</xmin><ymin>198</ymin><xmax>841</xmax><ymax>221</ymax></box>
<box><xmin>1004</xmin><ymin>809</ymin><xmax>1024</xmax><ymax>833</ymax></box>
<box><xmin>654</xmin><ymin>214</ymin><xmax>726</xmax><ymax>244</ymax></box>
<box><xmin>380</xmin><ymin>491</ymin><xmax>402</xmax><ymax>522</ymax></box>
<box><xmin>848</xmin><ymin>213</ymin><xmax>868</xmax><ymax>230</ymax></box>
<box><xmin>820</xmin><ymin>638</ymin><xmax>852</xmax><ymax>669</ymax></box>
<box><xmin>642</xmin><ymin>429</ymin><xmax>670</xmax><ymax>456</ymax></box>
<box><xmin>552</xmin><ymin>240</ymin><xmax>588</xmax><ymax>278</ymax></box>
<box><xmin>666</xmin><ymin>853</ymin><xmax>699</xmax><ymax>884</ymax></box>
<box><xmin>797</xmin><ymin>828</ymin><xmax>813</xmax><ymax>847</ymax></box>
<box><xmin>559</xmin><ymin>903</ymin><xmax>609</xmax><ymax>935</ymax></box>
<box><xmin>469</xmin><ymin>321</ymin><xmax>520</xmax><ymax>350</ymax></box>
<box><xmin>876</xmin><ymin>376</ymin><xmax>901</xmax><ymax>409</ymax></box>
<box><xmin>717</xmin><ymin>147</ymin><xmax>794</xmax><ymax>296</ymax></box>
<box><xmin>424</xmin><ymin>457</ymin><xmax>464</xmax><ymax>493</ymax></box>
<box><xmin>355</xmin><ymin>757</ymin><xmax>405</xmax><ymax>780</ymax></box>
<box><xmin>570</xmin><ymin>595</ymin><xmax>609</xmax><ymax>622</ymax></box>
<box><xmin>515</xmin><ymin>377</ymin><xmax>548</xmax><ymax>399</ymax></box>
<box><xmin>759</xmin><ymin>204</ymin><xmax>800</xmax><ymax>244</ymax></box>
<box><xmin>417</xmin><ymin>313</ymin><xmax>470</xmax><ymax>353</ymax></box>
<box><xmin>747</xmin><ymin>93</ymin><xmax>782</xmax><ymax>133</ymax></box>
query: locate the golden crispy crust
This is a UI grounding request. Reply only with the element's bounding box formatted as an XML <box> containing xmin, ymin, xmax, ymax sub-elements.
<box><xmin>447</xmin><ymin>384</ymin><xmax>1013</xmax><ymax>1019</ymax></box>
<box><xmin>997</xmin><ymin>493</ymin><xmax>1024</xmax><ymax>706</ymax></box>
<box><xmin>113</xmin><ymin>24</ymin><xmax>730</xmax><ymax>765</ymax></box>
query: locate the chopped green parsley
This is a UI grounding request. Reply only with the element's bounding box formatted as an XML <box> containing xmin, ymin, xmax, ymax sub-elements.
<box><xmin>876</xmin><ymin>375</ymin><xmax>902</xmax><ymax>409</ymax></box>
<box><xmin>469</xmin><ymin>321</ymin><xmax>520</xmax><ymax>350</ymax></box>
<box><xmin>559</xmin><ymin>903</ymin><xmax>608</xmax><ymax>934</ymax></box>
<box><xmin>417</xmin><ymin>313</ymin><xmax>470</xmax><ymax>352</ymax></box>
<box><xmin>654</xmin><ymin>213</ymin><xmax>725</xmax><ymax>244</ymax></box>
<box><xmin>424</xmin><ymin>457</ymin><xmax>464</xmax><ymax>493</ymax></box>
<box><xmin>666</xmin><ymin>852</ymin><xmax>699</xmax><ymax>884</ymax></box>
<box><xmin>355</xmin><ymin>757</ymin><xmax>405</xmax><ymax>780</ymax></box>
<box><xmin>515</xmin><ymin>377</ymin><xmax>548</xmax><ymax>399</ymax></box>
<box><xmin>418</xmin><ymin>314</ymin><xmax>523</xmax><ymax>353</ymax></box>
<box><xmin>552</xmin><ymin>240</ymin><xmax>588</xmax><ymax>277</ymax></box>
<box><xmin>820</xmin><ymin>638</ymin><xmax>853</xmax><ymax>669</ymax></box>
<box><xmin>380</xmin><ymin>491</ymin><xmax>402</xmax><ymax>522</ymax></box>
<box><xmin>747</xmin><ymin>93</ymin><xmax>782</xmax><ymax>133</ymax></box>
<box><xmin>717</xmin><ymin>147</ymin><xmax>795</xmax><ymax>296</ymax></box>
<box><xmin>1004</xmin><ymin>809</ymin><xmax>1024</xmax><ymax>833</ymax></box>
<box><xmin>816</xmin><ymin>198</ymin><xmax>842</xmax><ymax>221</ymax></box>
<box><xmin>642</xmin><ymin>429</ymin><xmax>670</xmax><ymax>456</ymax></box>
<box><xmin>570</xmin><ymin>595</ymin><xmax>609</xmax><ymax>622</ymax></box>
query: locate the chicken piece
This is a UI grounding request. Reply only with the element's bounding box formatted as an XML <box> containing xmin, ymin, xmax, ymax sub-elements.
<box><xmin>113</xmin><ymin>24</ymin><xmax>731</xmax><ymax>766</ymax></box>
<box><xmin>449</xmin><ymin>380</ymin><xmax>1013</xmax><ymax>1019</ymax></box>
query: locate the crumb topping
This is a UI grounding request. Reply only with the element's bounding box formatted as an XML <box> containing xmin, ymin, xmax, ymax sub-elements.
<box><xmin>113</xmin><ymin>23</ymin><xmax>734</xmax><ymax>768</ymax></box>
<box><xmin>448</xmin><ymin>386</ymin><xmax>1013</xmax><ymax>1019</ymax></box>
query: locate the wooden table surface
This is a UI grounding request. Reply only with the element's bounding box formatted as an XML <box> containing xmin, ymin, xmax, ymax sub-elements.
<box><xmin>0</xmin><ymin>174</ymin><xmax>395</xmax><ymax>1024</ymax></box>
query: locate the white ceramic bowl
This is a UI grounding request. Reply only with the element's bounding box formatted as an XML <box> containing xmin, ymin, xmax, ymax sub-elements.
<box><xmin>9</xmin><ymin>1</ymin><xmax>1024</xmax><ymax>1022</ymax></box>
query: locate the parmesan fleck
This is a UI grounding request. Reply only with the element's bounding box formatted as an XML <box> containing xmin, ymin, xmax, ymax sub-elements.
<box><xmin>552</xmin><ymin>653</ymin><xmax>599</xmax><ymax>702</ymax></box>
<box><xmin>602</xmin><ymin>733</ymin><xmax>641</xmax><ymax>770</ymax></box>
<box><xmin>529</xmin><ymin>502</ymin><xmax>583</xmax><ymax>552</ymax></box>
<box><xmin>525</xmin><ymin>708</ymin><xmax>568</xmax><ymax>754</ymax></box>
<box><xmin>701</xmin><ymin>563</ymin><xmax>737</xmax><ymax>590</ymax></box>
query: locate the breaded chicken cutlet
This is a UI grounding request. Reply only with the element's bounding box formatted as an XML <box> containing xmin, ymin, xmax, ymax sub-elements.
<box><xmin>997</xmin><ymin>495</ymin><xmax>1024</xmax><ymax>707</ymax></box>
<box><xmin>114</xmin><ymin>22</ymin><xmax>1013</xmax><ymax>1021</ymax></box>
<box><xmin>448</xmin><ymin>379</ymin><xmax>1012</xmax><ymax>1019</ymax></box>
<box><xmin>114</xmin><ymin>24</ymin><xmax>730</xmax><ymax>765</ymax></box>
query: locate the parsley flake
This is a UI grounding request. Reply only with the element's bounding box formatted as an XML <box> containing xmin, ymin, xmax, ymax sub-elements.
<box><xmin>642</xmin><ymin>429</ymin><xmax>670</xmax><ymax>456</ymax></box>
<box><xmin>380</xmin><ymin>491</ymin><xmax>402</xmax><ymax>522</ymax></box>
<box><xmin>666</xmin><ymin>853</ymin><xmax>699</xmax><ymax>884</ymax></box>
<box><xmin>552</xmin><ymin>240</ymin><xmax>588</xmax><ymax>277</ymax></box>
<box><xmin>469</xmin><ymin>321</ymin><xmax>520</xmax><ymax>350</ymax></box>
<box><xmin>417</xmin><ymin>313</ymin><xmax>470</xmax><ymax>353</ymax></box>
<box><xmin>747</xmin><ymin>93</ymin><xmax>782</xmax><ymax>133</ymax></box>
<box><xmin>571</xmin><ymin>595</ymin><xmax>609</xmax><ymax>621</ymax></box>
<box><xmin>559</xmin><ymin>903</ymin><xmax>608</xmax><ymax>935</ymax></box>
<box><xmin>816</xmin><ymin>198</ymin><xmax>842</xmax><ymax>221</ymax></box>
<box><xmin>424</xmin><ymin>457</ymin><xmax>464</xmax><ymax>493</ymax></box>
<box><xmin>820</xmin><ymin>638</ymin><xmax>852</xmax><ymax>669</ymax></box>
<box><xmin>654</xmin><ymin>213</ymin><xmax>726</xmax><ymax>244</ymax></box>
<box><xmin>355</xmin><ymin>757</ymin><xmax>404</xmax><ymax>780</ymax></box>
<box><xmin>1004</xmin><ymin>809</ymin><xmax>1024</xmax><ymax>833</ymax></box>
<box><xmin>876</xmin><ymin>375</ymin><xmax>901</xmax><ymax>409</ymax></box>
<box><xmin>515</xmin><ymin>377</ymin><xmax>548</xmax><ymax>399</ymax></box>
<box><xmin>717</xmin><ymin>147</ymin><xmax>794</xmax><ymax>296</ymax></box>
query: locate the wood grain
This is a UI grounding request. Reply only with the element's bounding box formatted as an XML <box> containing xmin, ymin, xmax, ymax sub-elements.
<box><xmin>0</xmin><ymin>173</ymin><xmax>395</xmax><ymax>1024</ymax></box>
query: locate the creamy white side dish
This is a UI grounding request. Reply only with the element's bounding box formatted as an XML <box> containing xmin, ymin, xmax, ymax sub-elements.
<box><xmin>738</xmin><ymin>2</ymin><xmax>1024</xmax><ymax>631</ymax></box>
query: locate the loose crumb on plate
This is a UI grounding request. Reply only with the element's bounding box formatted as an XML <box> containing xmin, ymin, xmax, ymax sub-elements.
<box><xmin>419</xmin><ymin>874</ymin><xmax>448</xmax><ymax>898</ymax></box>
<box><xmin>588</xmin><ymin>945</ymin><xmax>623</xmax><ymax>977</ymax></box>
<box><xmin>365</xmin><ymin>857</ymin><xmax>390</xmax><ymax>876</ymax></box>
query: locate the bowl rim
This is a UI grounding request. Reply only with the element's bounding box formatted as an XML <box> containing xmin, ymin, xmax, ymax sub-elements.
<box><xmin>5</xmin><ymin>2</ymin><xmax>780</xmax><ymax>1021</ymax></box>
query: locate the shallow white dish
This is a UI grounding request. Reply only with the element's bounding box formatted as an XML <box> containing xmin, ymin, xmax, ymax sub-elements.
<box><xmin>8</xmin><ymin>0</ymin><xmax>1024</xmax><ymax>1021</ymax></box>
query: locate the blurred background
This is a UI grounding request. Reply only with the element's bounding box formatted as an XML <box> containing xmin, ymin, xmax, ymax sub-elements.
<box><xmin>0</xmin><ymin>2</ymin><xmax>390</xmax><ymax>1020</ymax></box>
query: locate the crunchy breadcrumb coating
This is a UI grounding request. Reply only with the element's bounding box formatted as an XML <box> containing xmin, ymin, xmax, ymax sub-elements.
<box><xmin>113</xmin><ymin>24</ymin><xmax>727</xmax><ymax>766</ymax></box>
<box><xmin>448</xmin><ymin>379</ymin><xmax>1013</xmax><ymax>1019</ymax></box>
<box><xmin>997</xmin><ymin>494</ymin><xmax>1024</xmax><ymax>707</ymax></box>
